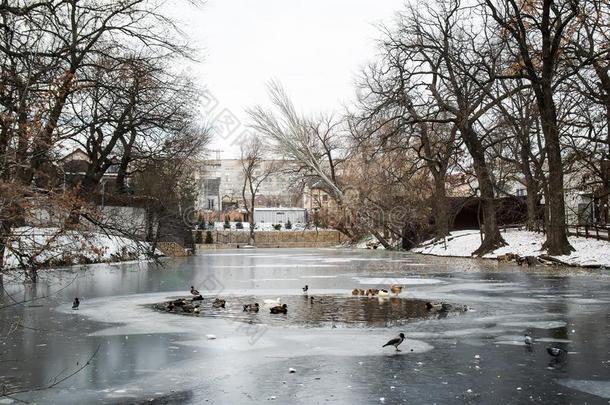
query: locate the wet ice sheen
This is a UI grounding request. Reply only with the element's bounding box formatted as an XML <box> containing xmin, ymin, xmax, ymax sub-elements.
<box><xmin>3</xmin><ymin>248</ymin><xmax>610</xmax><ymax>404</ymax></box>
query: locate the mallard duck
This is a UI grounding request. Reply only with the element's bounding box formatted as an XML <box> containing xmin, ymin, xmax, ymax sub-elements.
<box><xmin>352</xmin><ymin>288</ymin><xmax>360</xmax><ymax>295</ymax></box>
<box><xmin>172</xmin><ymin>298</ymin><xmax>187</xmax><ymax>306</ymax></box>
<box><xmin>212</xmin><ymin>298</ymin><xmax>226</xmax><ymax>308</ymax></box>
<box><xmin>263</xmin><ymin>298</ymin><xmax>281</xmax><ymax>305</ymax></box>
<box><xmin>547</xmin><ymin>347</ymin><xmax>566</xmax><ymax>357</ymax></box>
<box><xmin>190</xmin><ymin>286</ymin><xmax>200</xmax><ymax>296</ymax></box>
<box><xmin>366</xmin><ymin>288</ymin><xmax>380</xmax><ymax>296</ymax></box>
<box><xmin>390</xmin><ymin>284</ymin><xmax>403</xmax><ymax>296</ymax></box>
<box><xmin>182</xmin><ymin>303</ymin><xmax>198</xmax><ymax>313</ymax></box>
<box><xmin>425</xmin><ymin>302</ymin><xmax>442</xmax><ymax>310</ymax></box>
<box><xmin>72</xmin><ymin>298</ymin><xmax>80</xmax><ymax>310</ymax></box>
<box><xmin>243</xmin><ymin>303</ymin><xmax>260</xmax><ymax>312</ymax></box>
<box><xmin>270</xmin><ymin>304</ymin><xmax>288</xmax><ymax>314</ymax></box>
<box><xmin>382</xmin><ymin>332</ymin><xmax>405</xmax><ymax>351</ymax></box>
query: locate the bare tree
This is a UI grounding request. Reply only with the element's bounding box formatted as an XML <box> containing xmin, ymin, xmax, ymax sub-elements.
<box><xmin>247</xmin><ymin>81</ymin><xmax>355</xmax><ymax>237</ymax></box>
<box><xmin>369</xmin><ymin>1</ymin><xmax>517</xmax><ymax>255</ymax></box>
<box><xmin>483</xmin><ymin>0</ymin><xmax>584</xmax><ymax>254</ymax></box>
<box><xmin>240</xmin><ymin>136</ymin><xmax>275</xmax><ymax>245</ymax></box>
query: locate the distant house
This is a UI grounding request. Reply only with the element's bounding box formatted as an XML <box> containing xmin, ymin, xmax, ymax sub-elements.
<box><xmin>60</xmin><ymin>149</ymin><xmax>127</xmax><ymax>192</ymax></box>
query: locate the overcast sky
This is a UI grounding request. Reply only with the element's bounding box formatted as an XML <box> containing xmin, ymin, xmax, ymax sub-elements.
<box><xmin>171</xmin><ymin>0</ymin><xmax>405</xmax><ymax>156</ymax></box>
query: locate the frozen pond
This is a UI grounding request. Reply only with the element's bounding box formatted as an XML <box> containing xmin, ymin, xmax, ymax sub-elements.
<box><xmin>1</xmin><ymin>248</ymin><xmax>610</xmax><ymax>404</ymax></box>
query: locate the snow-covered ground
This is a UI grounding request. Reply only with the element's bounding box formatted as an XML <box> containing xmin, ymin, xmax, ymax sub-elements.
<box><xmin>2</xmin><ymin>227</ymin><xmax>153</xmax><ymax>269</ymax></box>
<box><xmin>412</xmin><ymin>229</ymin><xmax>610</xmax><ymax>268</ymax></box>
<box><xmin>354</xmin><ymin>234</ymin><xmax>386</xmax><ymax>250</ymax></box>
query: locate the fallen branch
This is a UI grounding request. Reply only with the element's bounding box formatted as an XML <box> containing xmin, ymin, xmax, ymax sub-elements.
<box><xmin>0</xmin><ymin>344</ymin><xmax>101</xmax><ymax>401</ymax></box>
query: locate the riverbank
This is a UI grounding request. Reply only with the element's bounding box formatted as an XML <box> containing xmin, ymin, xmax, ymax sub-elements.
<box><xmin>2</xmin><ymin>226</ymin><xmax>156</xmax><ymax>270</ymax></box>
<box><xmin>412</xmin><ymin>229</ymin><xmax>610</xmax><ymax>269</ymax></box>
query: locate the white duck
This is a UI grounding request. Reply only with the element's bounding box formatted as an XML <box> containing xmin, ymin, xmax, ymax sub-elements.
<box><xmin>263</xmin><ymin>298</ymin><xmax>281</xmax><ymax>305</ymax></box>
<box><xmin>377</xmin><ymin>289</ymin><xmax>390</xmax><ymax>298</ymax></box>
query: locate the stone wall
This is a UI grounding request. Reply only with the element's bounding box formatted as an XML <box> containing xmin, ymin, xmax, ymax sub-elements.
<box><xmin>194</xmin><ymin>230</ymin><xmax>346</xmax><ymax>250</ymax></box>
<box><xmin>157</xmin><ymin>241</ymin><xmax>190</xmax><ymax>256</ymax></box>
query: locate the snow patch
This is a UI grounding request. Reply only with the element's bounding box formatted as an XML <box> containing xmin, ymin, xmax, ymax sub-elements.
<box><xmin>413</xmin><ymin>229</ymin><xmax>610</xmax><ymax>268</ymax></box>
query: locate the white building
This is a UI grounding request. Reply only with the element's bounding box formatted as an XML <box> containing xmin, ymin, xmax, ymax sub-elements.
<box><xmin>253</xmin><ymin>207</ymin><xmax>307</xmax><ymax>224</ymax></box>
<box><xmin>194</xmin><ymin>156</ymin><xmax>303</xmax><ymax>211</ymax></box>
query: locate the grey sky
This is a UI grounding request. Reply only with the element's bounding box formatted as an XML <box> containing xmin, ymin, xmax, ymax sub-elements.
<box><xmin>172</xmin><ymin>0</ymin><xmax>404</xmax><ymax>156</ymax></box>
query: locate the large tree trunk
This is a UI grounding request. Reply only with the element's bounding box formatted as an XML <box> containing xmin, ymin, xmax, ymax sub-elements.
<box><xmin>432</xmin><ymin>174</ymin><xmax>449</xmax><ymax>238</ymax></box>
<box><xmin>525</xmin><ymin>181</ymin><xmax>539</xmax><ymax>231</ymax></box>
<box><xmin>601</xmin><ymin>103</ymin><xmax>610</xmax><ymax>225</ymax></box>
<box><xmin>462</xmin><ymin>125</ymin><xmax>506</xmax><ymax>256</ymax></box>
<box><xmin>29</xmin><ymin>73</ymin><xmax>74</xmax><ymax>187</ymax></box>
<box><xmin>520</xmin><ymin>143</ymin><xmax>539</xmax><ymax>231</ymax></box>
<box><xmin>249</xmin><ymin>194</ymin><xmax>255</xmax><ymax>246</ymax></box>
<box><xmin>538</xmin><ymin>96</ymin><xmax>574</xmax><ymax>255</ymax></box>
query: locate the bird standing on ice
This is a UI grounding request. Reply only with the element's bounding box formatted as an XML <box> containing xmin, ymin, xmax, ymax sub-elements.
<box><xmin>72</xmin><ymin>298</ymin><xmax>80</xmax><ymax>310</ymax></box>
<box><xmin>383</xmin><ymin>333</ymin><xmax>405</xmax><ymax>351</ymax></box>
<box><xmin>524</xmin><ymin>333</ymin><xmax>533</xmax><ymax>347</ymax></box>
<box><xmin>302</xmin><ymin>285</ymin><xmax>308</xmax><ymax>294</ymax></box>
<box><xmin>190</xmin><ymin>286</ymin><xmax>200</xmax><ymax>296</ymax></box>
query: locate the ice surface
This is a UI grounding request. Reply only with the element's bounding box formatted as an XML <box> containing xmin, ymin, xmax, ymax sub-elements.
<box><xmin>556</xmin><ymin>380</ymin><xmax>610</xmax><ymax>399</ymax></box>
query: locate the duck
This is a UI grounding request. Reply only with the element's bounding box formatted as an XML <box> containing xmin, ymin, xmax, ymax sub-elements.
<box><xmin>212</xmin><ymin>298</ymin><xmax>226</xmax><ymax>308</ymax></box>
<box><xmin>524</xmin><ymin>333</ymin><xmax>533</xmax><ymax>347</ymax></box>
<box><xmin>190</xmin><ymin>286</ymin><xmax>200</xmax><ymax>296</ymax></box>
<box><xmin>382</xmin><ymin>332</ymin><xmax>405</xmax><ymax>351</ymax></box>
<box><xmin>182</xmin><ymin>303</ymin><xmax>199</xmax><ymax>313</ymax></box>
<box><xmin>243</xmin><ymin>303</ymin><xmax>260</xmax><ymax>312</ymax></box>
<box><xmin>377</xmin><ymin>289</ymin><xmax>390</xmax><ymax>298</ymax></box>
<box><xmin>302</xmin><ymin>285</ymin><xmax>309</xmax><ymax>294</ymax></box>
<box><xmin>166</xmin><ymin>302</ymin><xmax>175</xmax><ymax>311</ymax></box>
<box><xmin>263</xmin><ymin>298</ymin><xmax>281</xmax><ymax>305</ymax></box>
<box><xmin>547</xmin><ymin>347</ymin><xmax>566</xmax><ymax>358</ymax></box>
<box><xmin>72</xmin><ymin>298</ymin><xmax>80</xmax><ymax>310</ymax></box>
<box><xmin>172</xmin><ymin>298</ymin><xmax>187</xmax><ymax>307</ymax></box>
<box><xmin>192</xmin><ymin>295</ymin><xmax>204</xmax><ymax>301</ymax></box>
<box><xmin>425</xmin><ymin>301</ymin><xmax>442</xmax><ymax>310</ymax></box>
<box><xmin>390</xmin><ymin>284</ymin><xmax>403</xmax><ymax>296</ymax></box>
<box><xmin>352</xmin><ymin>288</ymin><xmax>360</xmax><ymax>295</ymax></box>
<box><xmin>270</xmin><ymin>304</ymin><xmax>288</xmax><ymax>314</ymax></box>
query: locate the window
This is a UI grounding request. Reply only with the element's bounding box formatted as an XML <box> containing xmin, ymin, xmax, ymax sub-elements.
<box><xmin>208</xmin><ymin>199</ymin><xmax>215</xmax><ymax>210</ymax></box>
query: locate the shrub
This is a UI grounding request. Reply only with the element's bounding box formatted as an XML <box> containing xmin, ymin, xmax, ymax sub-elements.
<box><xmin>273</xmin><ymin>223</ymin><xmax>282</xmax><ymax>231</ymax></box>
<box><xmin>208</xmin><ymin>220</ymin><xmax>214</xmax><ymax>228</ymax></box>
<box><xmin>196</xmin><ymin>231</ymin><xmax>204</xmax><ymax>244</ymax></box>
<box><xmin>285</xmin><ymin>220</ymin><xmax>292</xmax><ymax>230</ymax></box>
<box><xmin>205</xmin><ymin>231</ymin><xmax>214</xmax><ymax>244</ymax></box>
<box><xmin>223</xmin><ymin>216</ymin><xmax>231</xmax><ymax>229</ymax></box>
